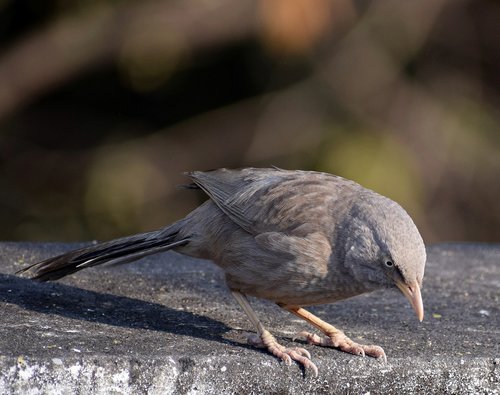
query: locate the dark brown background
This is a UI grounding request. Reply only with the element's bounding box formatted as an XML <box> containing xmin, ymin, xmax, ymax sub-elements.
<box><xmin>0</xmin><ymin>0</ymin><xmax>499</xmax><ymax>243</ymax></box>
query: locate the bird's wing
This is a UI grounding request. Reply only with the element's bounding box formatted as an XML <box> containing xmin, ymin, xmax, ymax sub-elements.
<box><xmin>254</xmin><ymin>231</ymin><xmax>332</xmax><ymax>277</ymax></box>
<box><xmin>187</xmin><ymin>168</ymin><xmax>359</xmax><ymax>235</ymax></box>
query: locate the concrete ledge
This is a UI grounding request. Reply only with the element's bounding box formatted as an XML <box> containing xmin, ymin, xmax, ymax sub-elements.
<box><xmin>1</xmin><ymin>242</ymin><xmax>499</xmax><ymax>394</ymax></box>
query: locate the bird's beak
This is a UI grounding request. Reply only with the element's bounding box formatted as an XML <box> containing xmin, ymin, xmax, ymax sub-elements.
<box><xmin>395</xmin><ymin>279</ymin><xmax>424</xmax><ymax>321</ymax></box>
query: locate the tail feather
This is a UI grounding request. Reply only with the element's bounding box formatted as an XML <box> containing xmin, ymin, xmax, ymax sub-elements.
<box><xmin>17</xmin><ymin>229</ymin><xmax>189</xmax><ymax>282</ymax></box>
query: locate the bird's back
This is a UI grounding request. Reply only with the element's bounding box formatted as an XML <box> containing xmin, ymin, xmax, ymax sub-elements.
<box><xmin>187</xmin><ymin>167</ymin><xmax>362</xmax><ymax>236</ymax></box>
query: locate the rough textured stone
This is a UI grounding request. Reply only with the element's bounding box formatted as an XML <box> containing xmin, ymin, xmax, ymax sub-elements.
<box><xmin>0</xmin><ymin>242</ymin><xmax>498</xmax><ymax>394</ymax></box>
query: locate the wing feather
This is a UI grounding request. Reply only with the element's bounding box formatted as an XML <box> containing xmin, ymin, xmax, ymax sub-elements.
<box><xmin>187</xmin><ymin>168</ymin><xmax>360</xmax><ymax>235</ymax></box>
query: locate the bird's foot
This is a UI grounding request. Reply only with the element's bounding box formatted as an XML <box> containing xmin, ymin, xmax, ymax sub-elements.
<box><xmin>295</xmin><ymin>331</ymin><xmax>387</xmax><ymax>362</ymax></box>
<box><xmin>247</xmin><ymin>330</ymin><xmax>318</xmax><ymax>376</ymax></box>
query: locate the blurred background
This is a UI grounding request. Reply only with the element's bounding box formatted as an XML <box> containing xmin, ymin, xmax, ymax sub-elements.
<box><xmin>0</xmin><ymin>0</ymin><xmax>498</xmax><ymax>244</ymax></box>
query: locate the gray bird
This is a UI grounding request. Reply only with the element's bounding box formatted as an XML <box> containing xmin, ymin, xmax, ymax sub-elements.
<box><xmin>18</xmin><ymin>168</ymin><xmax>426</xmax><ymax>376</ymax></box>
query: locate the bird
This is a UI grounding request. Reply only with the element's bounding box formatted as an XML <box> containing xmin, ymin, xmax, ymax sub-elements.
<box><xmin>17</xmin><ymin>167</ymin><xmax>426</xmax><ymax>376</ymax></box>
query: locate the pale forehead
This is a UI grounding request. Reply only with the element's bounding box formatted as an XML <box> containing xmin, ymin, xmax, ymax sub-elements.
<box><xmin>359</xmin><ymin>193</ymin><xmax>425</xmax><ymax>266</ymax></box>
<box><xmin>379</xmin><ymin>202</ymin><xmax>426</xmax><ymax>277</ymax></box>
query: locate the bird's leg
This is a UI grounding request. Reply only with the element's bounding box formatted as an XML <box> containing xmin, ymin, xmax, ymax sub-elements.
<box><xmin>231</xmin><ymin>291</ymin><xmax>318</xmax><ymax>376</ymax></box>
<box><xmin>284</xmin><ymin>306</ymin><xmax>387</xmax><ymax>362</ymax></box>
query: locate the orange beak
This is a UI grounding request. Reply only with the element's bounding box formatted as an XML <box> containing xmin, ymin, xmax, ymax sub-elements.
<box><xmin>395</xmin><ymin>279</ymin><xmax>424</xmax><ymax>321</ymax></box>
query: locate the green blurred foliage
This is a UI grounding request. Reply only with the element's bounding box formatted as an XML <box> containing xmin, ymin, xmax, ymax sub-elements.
<box><xmin>0</xmin><ymin>0</ymin><xmax>499</xmax><ymax>243</ymax></box>
<box><xmin>319</xmin><ymin>127</ymin><xmax>423</xmax><ymax>217</ymax></box>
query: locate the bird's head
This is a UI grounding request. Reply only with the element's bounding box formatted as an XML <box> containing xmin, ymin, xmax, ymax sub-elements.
<box><xmin>341</xmin><ymin>193</ymin><xmax>426</xmax><ymax>321</ymax></box>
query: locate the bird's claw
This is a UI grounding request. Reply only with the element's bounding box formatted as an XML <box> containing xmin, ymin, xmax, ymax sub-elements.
<box><xmin>249</xmin><ymin>330</ymin><xmax>318</xmax><ymax>376</ymax></box>
<box><xmin>294</xmin><ymin>330</ymin><xmax>387</xmax><ymax>363</ymax></box>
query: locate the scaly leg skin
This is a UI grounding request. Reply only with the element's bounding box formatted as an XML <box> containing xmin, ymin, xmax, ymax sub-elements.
<box><xmin>285</xmin><ymin>306</ymin><xmax>387</xmax><ymax>363</ymax></box>
<box><xmin>232</xmin><ymin>292</ymin><xmax>319</xmax><ymax>376</ymax></box>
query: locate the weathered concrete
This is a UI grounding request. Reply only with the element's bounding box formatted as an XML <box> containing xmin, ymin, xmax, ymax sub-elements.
<box><xmin>0</xmin><ymin>242</ymin><xmax>498</xmax><ymax>394</ymax></box>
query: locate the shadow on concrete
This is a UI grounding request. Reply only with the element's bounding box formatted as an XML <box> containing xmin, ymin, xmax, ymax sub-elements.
<box><xmin>0</xmin><ymin>274</ymin><xmax>234</xmax><ymax>345</ymax></box>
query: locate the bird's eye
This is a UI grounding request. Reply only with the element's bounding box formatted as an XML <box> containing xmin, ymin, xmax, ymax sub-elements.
<box><xmin>385</xmin><ymin>260</ymin><xmax>394</xmax><ymax>267</ymax></box>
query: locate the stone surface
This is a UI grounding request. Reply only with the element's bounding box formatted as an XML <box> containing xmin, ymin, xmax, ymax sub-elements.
<box><xmin>0</xmin><ymin>242</ymin><xmax>498</xmax><ymax>394</ymax></box>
